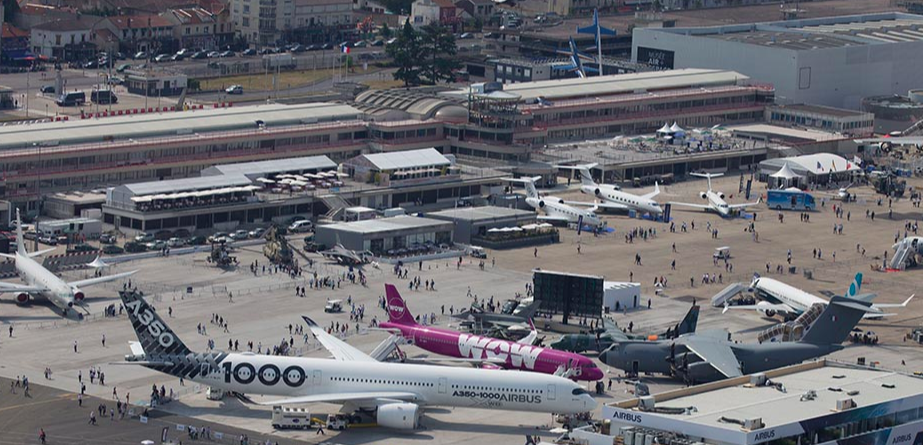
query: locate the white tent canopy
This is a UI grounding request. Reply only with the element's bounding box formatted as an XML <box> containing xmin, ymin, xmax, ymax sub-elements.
<box><xmin>670</xmin><ymin>122</ymin><xmax>685</xmax><ymax>133</ymax></box>
<box><xmin>770</xmin><ymin>163</ymin><xmax>802</xmax><ymax>180</ymax></box>
<box><xmin>657</xmin><ymin>122</ymin><xmax>672</xmax><ymax>133</ymax></box>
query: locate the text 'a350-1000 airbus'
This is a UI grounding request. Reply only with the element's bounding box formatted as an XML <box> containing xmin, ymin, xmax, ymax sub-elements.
<box><xmin>113</xmin><ymin>290</ymin><xmax>596</xmax><ymax>430</ymax></box>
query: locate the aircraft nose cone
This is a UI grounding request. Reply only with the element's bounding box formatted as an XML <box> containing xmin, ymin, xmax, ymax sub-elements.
<box><xmin>585</xmin><ymin>394</ymin><xmax>599</xmax><ymax>410</ymax></box>
<box><xmin>588</xmin><ymin>367</ymin><xmax>605</xmax><ymax>381</ymax></box>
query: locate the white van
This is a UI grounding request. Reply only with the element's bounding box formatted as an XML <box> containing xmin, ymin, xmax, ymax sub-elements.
<box><xmin>271</xmin><ymin>406</ymin><xmax>312</xmax><ymax>429</ymax></box>
<box><xmin>289</xmin><ymin>220</ymin><xmax>314</xmax><ymax>233</ymax></box>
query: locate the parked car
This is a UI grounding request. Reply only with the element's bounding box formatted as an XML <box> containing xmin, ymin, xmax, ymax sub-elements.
<box><xmin>186</xmin><ymin>235</ymin><xmax>207</xmax><ymax>246</ymax></box>
<box><xmin>219</xmin><ymin>50</ymin><xmax>234</xmax><ymax>57</ymax></box>
<box><xmin>23</xmin><ymin>230</ymin><xmax>38</xmax><ymax>241</ymax></box>
<box><xmin>290</xmin><ymin>44</ymin><xmax>306</xmax><ymax>53</ymax></box>
<box><xmin>99</xmin><ymin>233</ymin><xmax>116</xmax><ymax>244</ymax></box>
<box><xmin>56</xmin><ymin>91</ymin><xmax>86</xmax><ymax>107</ymax></box>
<box><xmin>37</xmin><ymin>235</ymin><xmax>57</xmax><ymax>245</ymax></box>
<box><xmin>146</xmin><ymin>240</ymin><xmax>166</xmax><ymax>250</ymax></box>
<box><xmin>102</xmin><ymin>245</ymin><xmax>124</xmax><ymax>255</ymax></box>
<box><xmin>288</xmin><ymin>220</ymin><xmax>314</xmax><ymax>233</ymax></box>
<box><xmin>66</xmin><ymin>244</ymin><xmax>97</xmax><ymax>254</ymax></box>
<box><xmin>83</xmin><ymin>59</ymin><xmax>100</xmax><ymax>69</ymax></box>
<box><xmin>170</xmin><ymin>53</ymin><xmax>185</xmax><ymax>61</ymax></box>
<box><xmin>124</xmin><ymin>241</ymin><xmax>147</xmax><ymax>253</ymax></box>
<box><xmin>40</xmin><ymin>85</ymin><xmax>55</xmax><ymax>94</ymax></box>
<box><xmin>116</xmin><ymin>63</ymin><xmax>131</xmax><ymax>73</ymax></box>
<box><xmin>167</xmin><ymin>237</ymin><xmax>185</xmax><ymax>247</ymax></box>
<box><xmin>107</xmin><ymin>76</ymin><xmax>124</xmax><ymax>85</ymax></box>
<box><xmin>191</xmin><ymin>51</ymin><xmax>208</xmax><ymax>59</ymax></box>
<box><xmin>154</xmin><ymin>54</ymin><xmax>171</xmax><ymax>62</ymax></box>
<box><xmin>248</xmin><ymin>228</ymin><xmax>266</xmax><ymax>238</ymax></box>
<box><xmin>133</xmin><ymin>51</ymin><xmax>148</xmax><ymax>60</ymax></box>
<box><xmin>173</xmin><ymin>229</ymin><xmax>192</xmax><ymax>238</ymax></box>
<box><xmin>154</xmin><ymin>231</ymin><xmax>173</xmax><ymax>241</ymax></box>
<box><xmin>242</xmin><ymin>48</ymin><xmax>257</xmax><ymax>56</ymax></box>
<box><xmin>225</xmin><ymin>85</ymin><xmax>243</xmax><ymax>95</ymax></box>
<box><xmin>134</xmin><ymin>232</ymin><xmax>154</xmax><ymax>243</ymax></box>
<box><xmin>207</xmin><ymin>232</ymin><xmax>229</xmax><ymax>243</ymax></box>
<box><xmin>230</xmin><ymin>230</ymin><xmax>249</xmax><ymax>240</ymax></box>
<box><xmin>91</xmin><ymin>90</ymin><xmax>118</xmax><ymax>104</ymax></box>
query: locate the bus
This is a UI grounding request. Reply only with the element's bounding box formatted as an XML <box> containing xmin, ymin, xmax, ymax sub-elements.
<box><xmin>767</xmin><ymin>188</ymin><xmax>816</xmax><ymax>211</ymax></box>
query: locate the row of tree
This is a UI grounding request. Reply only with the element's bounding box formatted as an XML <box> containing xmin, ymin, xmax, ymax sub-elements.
<box><xmin>386</xmin><ymin>20</ymin><xmax>461</xmax><ymax>86</ymax></box>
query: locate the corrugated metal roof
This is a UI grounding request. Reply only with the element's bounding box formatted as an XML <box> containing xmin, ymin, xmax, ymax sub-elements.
<box><xmin>122</xmin><ymin>173</ymin><xmax>252</xmax><ymax>196</ymax></box>
<box><xmin>360</xmin><ymin>148</ymin><xmax>450</xmax><ymax>170</ymax></box>
<box><xmin>203</xmin><ymin>156</ymin><xmax>337</xmax><ymax>177</ymax></box>
<box><xmin>0</xmin><ymin>103</ymin><xmax>363</xmax><ymax>150</ymax></box>
<box><xmin>428</xmin><ymin>206</ymin><xmax>535</xmax><ymax>221</ymax></box>
<box><xmin>322</xmin><ymin>216</ymin><xmax>452</xmax><ymax>234</ymax></box>
<box><xmin>497</xmin><ymin>69</ymin><xmax>748</xmax><ymax>101</ymax></box>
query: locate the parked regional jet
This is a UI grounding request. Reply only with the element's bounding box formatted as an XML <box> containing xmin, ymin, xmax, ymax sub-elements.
<box><xmin>719</xmin><ymin>273</ymin><xmax>912</xmax><ymax>320</ymax></box>
<box><xmin>504</xmin><ymin>177</ymin><xmax>602</xmax><ymax>227</ymax></box>
<box><xmin>600</xmin><ymin>296</ymin><xmax>878</xmax><ymax>384</ymax></box>
<box><xmin>668</xmin><ymin>172</ymin><xmax>758</xmax><ymax>217</ymax></box>
<box><xmin>115</xmin><ymin>290</ymin><xmax>596</xmax><ymax>430</ymax></box>
<box><xmin>379</xmin><ymin>284</ymin><xmax>604</xmax><ymax>381</ymax></box>
<box><xmin>0</xmin><ymin>210</ymin><xmax>137</xmax><ymax>317</ymax></box>
<box><xmin>559</xmin><ymin>163</ymin><xmax>662</xmax><ymax>215</ymax></box>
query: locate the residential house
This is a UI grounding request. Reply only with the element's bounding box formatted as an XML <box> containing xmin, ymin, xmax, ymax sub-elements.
<box><xmin>101</xmin><ymin>15</ymin><xmax>174</xmax><ymax>55</ymax></box>
<box><xmin>454</xmin><ymin>0</ymin><xmax>492</xmax><ymax>20</ymax></box>
<box><xmin>411</xmin><ymin>0</ymin><xmax>461</xmax><ymax>28</ymax></box>
<box><xmin>31</xmin><ymin>17</ymin><xmax>101</xmax><ymax>61</ymax></box>
<box><xmin>232</xmin><ymin>0</ymin><xmax>353</xmax><ymax>46</ymax></box>
<box><xmin>164</xmin><ymin>7</ymin><xmax>218</xmax><ymax>50</ymax></box>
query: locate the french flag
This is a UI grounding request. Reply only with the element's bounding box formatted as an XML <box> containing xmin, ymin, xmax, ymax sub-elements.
<box><xmin>342</xmin><ymin>45</ymin><xmax>350</xmax><ymax>54</ymax></box>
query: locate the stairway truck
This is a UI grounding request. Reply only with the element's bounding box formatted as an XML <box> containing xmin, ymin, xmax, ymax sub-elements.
<box><xmin>272</xmin><ymin>406</ymin><xmax>312</xmax><ymax>430</ymax></box>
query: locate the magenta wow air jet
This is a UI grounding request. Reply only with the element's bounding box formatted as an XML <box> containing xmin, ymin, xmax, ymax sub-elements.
<box><xmin>379</xmin><ymin>284</ymin><xmax>604</xmax><ymax>382</ymax></box>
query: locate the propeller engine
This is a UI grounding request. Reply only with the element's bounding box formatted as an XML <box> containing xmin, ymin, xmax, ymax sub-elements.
<box><xmin>15</xmin><ymin>293</ymin><xmax>29</xmax><ymax>304</ymax></box>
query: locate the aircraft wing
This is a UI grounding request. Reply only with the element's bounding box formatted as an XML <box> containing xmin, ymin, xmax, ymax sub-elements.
<box><xmin>870</xmin><ymin>294</ymin><xmax>914</xmax><ymax>309</ymax></box>
<box><xmin>537</xmin><ymin>215</ymin><xmax>572</xmax><ymax>223</ymax></box>
<box><xmin>302</xmin><ymin>316</ymin><xmax>377</xmax><ymax>362</ymax></box>
<box><xmin>0</xmin><ymin>281</ymin><xmax>48</xmax><ymax>293</ymax></box>
<box><xmin>593</xmin><ymin>201</ymin><xmax>630</xmax><ymax>211</ymax></box>
<box><xmin>516</xmin><ymin>319</ymin><xmax>538</xmax><ymax>345</ymax></box>
<box><xmin>562</xmin><ymin>200</ymin><xmax>598</xmax><ymax>208</ymax></box>
<box><xmin>681</xmin><ymin>337</ymin><xmax>742</xmax><ymax>379</ymax></box>
<box><xmin>729</xmin><ymin>202</ymin><xmax>760</xmax><ymax>209</ymax></box>
<box><xmin>668</xmin><ymin>201</ymin><xmax>711</xmax><ymax>210</ymax></box>
<box><xmin>28</xmin><ymin>247</ymin><xmax>57</xmax><ymax>258</ymax></box>
<box><xmin>257</xmin><ymin>391</ymin><xmax>421</xmax><ymax>406</ymax></box>
<box><xmin>67</xmin><ymin>270</ymin><xmax>139</xmax><ymax>288</ymax></box>
<box><xmin>722</xmin><ymin>302</ymin><xmax>797</xmax><ymax>315</ymax></box>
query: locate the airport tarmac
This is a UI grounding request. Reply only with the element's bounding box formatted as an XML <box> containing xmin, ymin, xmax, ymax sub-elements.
<box><xmin>0</xmin><ymin>173</ymin><xmax>921</xmax><ymax>444</ymax></box>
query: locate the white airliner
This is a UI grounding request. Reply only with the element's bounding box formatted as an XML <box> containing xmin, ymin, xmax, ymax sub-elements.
<box><xmin>0</xmin><ymin>210</ymin><xmax>137</xmax><ymax>317</ymax></box>
<box><xmin>559</xmin><ymin>163</ymin><xmax>662</xmax><ymax>215</ymax></box>
<box><xmin>116</xmin><ymin>291</ymin><xmax>596</xmax><ymax>430</ymax></box>
<box><xmin>505</xmin><ymin>177</ymin><xmax>602</xmax><ymax>227</ymax></box>
<box><xmin>668</xmin><ymin>172</ymin><xmax>759</xmax><ymax>217</ymax></box>
<box><xmin>722</xmin><ymin>273</ymin><xmax>912</xmax><ymax>320</ymax></box>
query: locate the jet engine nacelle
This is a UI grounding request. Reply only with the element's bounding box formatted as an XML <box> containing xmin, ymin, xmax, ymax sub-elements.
<box><xmin>718</xmin><ymin>192</ymin><xmax>725</xmax><ymax>199</ymax></box>
<box><xmin>538</xmin><ymin>200</ymin><xmax>546</xmax><ymax>208</ymax></box>
<box><xmin>700</xmin><ymin>192</ymin><xmax>708</xmax><ymax>199</ymax></box>
<box><xmin>755</xmin><ymin>301</ymin><xmax>776</xmax><ymax>318</ymax></box>
<box><xmin>594</xmin><ymin>188</ymin><xmax>602</xmax><ymax>196</ymax></box>
<box><xmin>72</xmin><ymin>288</ymin><xmax>85</xmax><ymax>302</ymax></box>
<box><xmin>376</xmin><ymin>402</ymin><xmax>420</xmax><ymax>429</ymax></box>
<box><xmin>15</xmin><ymin>293</ymin><xmax>29</xmax><ymax>304</ymax></box>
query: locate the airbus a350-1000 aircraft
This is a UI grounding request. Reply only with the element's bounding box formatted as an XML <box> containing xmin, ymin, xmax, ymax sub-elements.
<box><xmin>0</xmin><ymin>210</ymin><xmax>137</xmax><ymax>317</ymax></box>
<box><xmin>379</xmin><ymin>284</ymin><xmax>604</xmax><ymax>381</ymax></box>
<box><xmin>668</xmin><ymin>172</ymin><xmax>759</xmax><ymax>217</ymax></box>
<box><xmin>115</xmin><ymin>290</ymin><xmax>596</xmax><ymax>429</ymax></box>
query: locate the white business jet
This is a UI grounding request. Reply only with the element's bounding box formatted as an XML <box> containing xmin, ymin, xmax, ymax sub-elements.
<box><xmin>558</xmin><ymin>163</ymin><xmax>662</xmax><ymax>215</ymax></box>
<box><xmin>668</xmin><ymin>172</ymin><xmax>759</xmax><ymax>217</ymax></box>
<box><xmin>0</xmin><ymin>210</ymin><xmax>137</xmax><ymax>317</ymax></box>
<box><xmin>504</xmin><ymin>177</ymin><xmax>602</xmax><ymax>227</ymax></box>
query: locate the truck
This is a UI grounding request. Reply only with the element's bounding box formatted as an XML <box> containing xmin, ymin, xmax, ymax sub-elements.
<box><xmin>262</xmin><ymin>53</ymin><xmax>295</xmax><ymax>70</ymax></box>
<box><xmin>767</xmin><ymin>189</ymin><xmax>816</xmax><ymax>211</ymax></box>
<box><xmin>271</xmin><ymin>406</ymin><xmax>312</xmax><ymax>430</ymax></box>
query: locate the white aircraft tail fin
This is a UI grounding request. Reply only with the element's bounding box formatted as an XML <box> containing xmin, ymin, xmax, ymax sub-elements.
<box><xmin>14</xmin><ymin>209</ymin><xmax>25</xmax><ymax>256</ymax></box>
<box><xmin>690</xmin><ymin>172</ymin><xmax>723</xmax><ymax>192</ymax></box>
<box><xmin>642</xmin><ymin>182</ymin><xmax>661</xmax><ymax>200</ymax></box>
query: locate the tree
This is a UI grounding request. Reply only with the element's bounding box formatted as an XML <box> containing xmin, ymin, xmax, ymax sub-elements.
<box><xmin>380</xmin><ymin>0</ymin><xmax>414</xmax><ymax>15</ymax></box>
<box><xmin>418</xmin><ymin>24</ymin><xmax>460</xmax><ymax>85</ymax></box>
<box><xmin>387</xmin><ymin>19</ymin><xmax>422</xmax><ymax>87</ymax></box>
<box><xmin>380</xmin><ymin>23</ymin><xmax>392</xmax><ymax>39</ymax></box>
